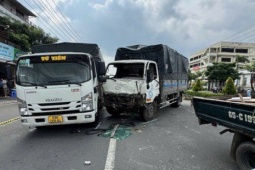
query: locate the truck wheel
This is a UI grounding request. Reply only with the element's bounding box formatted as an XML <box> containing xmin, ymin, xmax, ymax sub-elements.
<box><xmin>141</xmin><ymin>102</ymin><xmax>156</xmax><ymax>121</ymax></box>
<box><xmin>106</xmin><ymin>107</ymin><xmax>122</xmax><ymax>116</ymax></box>
<box><xmin>171</xmin><ymin>95</ymin><xmax>182</xmax><ymax>108</ymax></box>
<box><xmin>236</xmin><ymin>142</ymin><xmax>255</xmax><ymax>170</ymax></box>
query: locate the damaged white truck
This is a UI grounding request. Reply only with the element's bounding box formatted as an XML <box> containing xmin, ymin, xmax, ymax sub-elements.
<box><xmin>103</xmin><ymin>44</ymin><xmax>188</xmax><ymax>121</ymax></box>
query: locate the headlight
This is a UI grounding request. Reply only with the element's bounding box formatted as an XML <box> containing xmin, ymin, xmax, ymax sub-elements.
<box><xmin>81</xmin><ymin>92</ymin><xmax>93</xmax><ymax>111</ymax></box>
<box><xmin>17</xmin><ymin>98</ymin><xmax>30</xmax><ymax>116</ymax></box>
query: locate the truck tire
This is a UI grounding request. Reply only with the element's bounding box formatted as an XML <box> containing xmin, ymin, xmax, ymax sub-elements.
<box><xmin>106</xmin><ymin>107</ymin><xmax>122</xmax><ymax>116</ymax></box>
<box><xmin>140</xmin><ymin>102</ymin><xmax>156</xmax><ymax>121</ymax></box>
<box><xmin>236</xmin><ymin>142</ymin><xmax>255</xmax><ymax>170</ymax></box>
<box><xmin>171</xmin><ymin>95</ymin><xmax>182</xmax><ymax>108</ymax></box>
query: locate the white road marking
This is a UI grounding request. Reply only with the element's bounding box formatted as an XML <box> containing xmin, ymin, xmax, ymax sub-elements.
<box><xmin>104</xmin><ymin>138</ymin><xmax>117</xmax><ymax>170</ymax></box>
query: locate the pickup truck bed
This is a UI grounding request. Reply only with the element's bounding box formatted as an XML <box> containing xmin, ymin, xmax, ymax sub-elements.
<box><xmin>193</xmin><ymin>97</ymin><xmax>255</xmax><ymax>137</ymax></box>
<box><xmin>192</xmin><ymin>97</ymin><xmax>255</xmax><ymax>170</ymax></box>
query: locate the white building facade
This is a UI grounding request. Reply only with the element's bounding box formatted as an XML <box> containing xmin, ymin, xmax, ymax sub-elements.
<box><xmin>190</xmin><ymin>41</ymin><xmax>255</xmax><ymax>90</ymax></box>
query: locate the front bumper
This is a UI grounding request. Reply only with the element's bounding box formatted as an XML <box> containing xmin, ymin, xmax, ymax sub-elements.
<box><xmin>103</xmin><ymin>93</ymin><xmax>144</xmax><ymax>109</ymax></box>
<box><xmin>20</xmin><ymin>110</ymin><xmax>96</xmax><ymax>127</ymax></box>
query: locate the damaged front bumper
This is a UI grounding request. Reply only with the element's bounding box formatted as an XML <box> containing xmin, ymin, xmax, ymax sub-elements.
<box><xmin>103</xmin><ymin>93</ymin><xmax>145</xmax><ymax>109</ymax></box>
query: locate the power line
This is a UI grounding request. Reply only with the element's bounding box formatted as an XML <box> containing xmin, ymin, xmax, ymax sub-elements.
<box><xmin>38</xmin><ymin>0</ymin><xmax>78</xmax><ymax>42</ymax></box>
<box><xmin>50</xmin><ymin>0</ymin><xmax>84</xmax><ymax>42</ymax></box>
<box><xmin>34</xmin><ymin>0</ymin><xmax>75</xmax><ymax>42</ymax></box>
<box><xmin>223</xmin><ymin>23</ymin><xmax>255</xmax><ymax>42</ymax></box>
<box><xmin>23</xmin><ymin>0</ymin><xmax>68</xmax><ymax>42</ymax></box>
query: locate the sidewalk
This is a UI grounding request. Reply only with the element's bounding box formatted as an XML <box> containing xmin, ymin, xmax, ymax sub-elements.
<box><xmin>0</xmin><ymin>96</ymin><xmax>17</xmax><ymax>102</ymax></box>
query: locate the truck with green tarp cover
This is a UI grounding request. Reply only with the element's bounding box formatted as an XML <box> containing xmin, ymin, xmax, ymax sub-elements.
<box><xmin>192</xmin><ymin>97</ymin><xmax>255</xmax><ymax>170</ymax></box>
<box><xmin>103</xmin><ymin>44</ymin><xmax>188</xmax><ymax>121</ymax></box>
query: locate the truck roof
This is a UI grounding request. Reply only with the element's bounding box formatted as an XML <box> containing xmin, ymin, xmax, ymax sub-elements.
<box><xmin>115</xmin><ymin>44</ymin><xmax>188</xmax><ymax>75</ymax></box>
<box><xmin>19</xmin><ymin>52</ymin><xmax>92</xmax><ymax>58</ymax></box>
<box><xmin>32</xmin><ymin>42</ymin><xmax>104</xmax><ymax>61</ymax></box>
<box><xmin>109</xmin><ymin>59</ymin><xmax>155</xmax><ymax>64</ymax></box>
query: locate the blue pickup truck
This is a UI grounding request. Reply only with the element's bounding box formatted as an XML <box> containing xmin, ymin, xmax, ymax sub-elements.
<box><xmin>193</xmin><ymin>97</ymin><xmax>255</xmax><ymax>170</ymax></box>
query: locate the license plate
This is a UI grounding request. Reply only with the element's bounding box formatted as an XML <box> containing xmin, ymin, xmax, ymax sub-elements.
<box><xmin>48</xmin><ymin>115</ymin><xmax>63</xmax><ymax>123</ymax></box>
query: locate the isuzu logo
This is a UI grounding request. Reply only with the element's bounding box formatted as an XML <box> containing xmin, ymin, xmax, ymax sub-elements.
<box><xmin>45</xmin><ymin>98</ymin><xmax>62</xmax><ymax>102</ymax></box>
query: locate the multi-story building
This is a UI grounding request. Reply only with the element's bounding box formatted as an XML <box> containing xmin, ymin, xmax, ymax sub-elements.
<box><xmin>190</xmin><ymin>41</ymin><xmax>255</xmax><ymax>90</ymax></box>
<box><xmin>0</xmin><ymin>0</ymin><xmax>36</xmax><ymax>23</ymax></box>
<box><xmin>190</xmin><ymin>41</ymin><xmax>255</xmax><ymax>72</ymax></box>
<box><xmin>0</xmin><ymin>0</ymin><xmax>35</xmax><ymax>96</ymax></box>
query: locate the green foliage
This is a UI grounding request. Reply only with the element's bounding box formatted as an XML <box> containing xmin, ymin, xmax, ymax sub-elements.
<box><xmin>245</xmin><ymin>61</ymin><xmax>255</xmax><ymax>72</ymax></box>
<box><xmin>205</xmin><ymin>62</ymin><xmax>239</xmax><ymax>86</ymax></box>
<box><xmin>192</xmin><ymin>79</ymin><xmax>203</xmax><ymax>92</ymax></box>
<box><xmin>222</xmin><ymin>77</ymin><xmax>237</xmax><ymax>95</ymax></box>
<box><xmin>184</xmin><ymin>90</ymin><xmax>223</xmax><ymax>98</ymax></box>
<box><xmin>0</xmin><ymin>16</ymin><xmax>59</xmax><ymax>51</ymax></box>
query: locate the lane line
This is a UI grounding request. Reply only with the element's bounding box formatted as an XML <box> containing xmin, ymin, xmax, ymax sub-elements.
<box><xmin>104</xmin><ymin>138</ymin><xmax>117</xmax><ymax>170</ymax></box>
<box><xmin>0</xmin><ymin>117</ymin><xmax>20</xmax><ymax>126</ymax></box>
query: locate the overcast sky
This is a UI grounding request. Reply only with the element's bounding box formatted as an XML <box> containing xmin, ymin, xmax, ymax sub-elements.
<box><xmin>19</xmin><ymin>0</ymin><xmax>255</xmax><ymax>64</ymax></box>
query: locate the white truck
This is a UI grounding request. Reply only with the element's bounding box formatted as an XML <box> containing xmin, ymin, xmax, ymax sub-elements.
<box><xmin>15</xmin><ymin>42</ymin><xmax>106</xmax><ymax>127</ymax></box>
<box><xmin>103</xmin><ymin>44</ymin><xmax>188</xmax><ymax>121</ymax></box>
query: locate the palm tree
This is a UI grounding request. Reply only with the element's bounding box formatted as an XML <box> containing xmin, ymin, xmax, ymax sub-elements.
<box><xmin>236</xmin><ymin>55</ymin><xmax>249</xmax><ymax>70</ymax></box>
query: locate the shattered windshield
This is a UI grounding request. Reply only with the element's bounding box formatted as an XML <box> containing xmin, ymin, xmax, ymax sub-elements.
<box><xmin>16</xmin><ymin>54</ymin><xmax>91</xmax><ymax>86</ymax></box>
<box><xmin>106</xmin><ymin>63</ymin><xmax>145</xmax><ymax>79</ymax></box>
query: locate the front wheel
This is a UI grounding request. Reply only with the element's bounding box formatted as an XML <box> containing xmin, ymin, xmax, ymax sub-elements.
<box><xmin>140</xmin><ymin>102</ymin><xmax>157</xmax><ymax>122</ymax></box>
<box><xmin>236</xmin><ymin>142</ymin><xmax>255</xmax><ymax>170</ymax></box>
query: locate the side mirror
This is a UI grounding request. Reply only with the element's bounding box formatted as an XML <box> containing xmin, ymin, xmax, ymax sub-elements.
<box><xmin>98</xmin><ymin>76</ymin><xmax>107</xmax><ymax>82</ymax></box>
<box><xmin>97</xmin><ymin>62</ymin><xmax>106</xmax><ymax>76</ymax></box>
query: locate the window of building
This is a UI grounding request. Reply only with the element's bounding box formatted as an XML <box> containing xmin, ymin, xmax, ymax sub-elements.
<box><xmin>16</xmin><ymin>9</ymin><xmax>24</xmax><ymax>17</ymax></box>
<box><xmin>243</xmin><ymin>77</ymin><xmax>247</xmax><ymax>86</ymax></box>
<box><xmin>210</xmin><ymin>48</ymin><xmax>217</xmax><ymax>53</ymax></box>
<box><xmin>190</xmin><ymin>58</ymin><xmax>193</xmax><ymax>61</ymax></box>
<box><xmin>221</xmin><ymin>48</ymin><xmax>234</xmax><ymax>53</ymax></box>
<box><xmin>194</xmin><ymin>56</ymin><xmax>198</xmax><ymax>60</ymax></box>
<box><xmin>221</xmin><ymin>58</ymin><xmax>231</xmax><ymax>62</ymax></box>
<box><xmin>236</xmin><ymin>48</ymin><xmax>248</xmax><ymax>53</ymax></box>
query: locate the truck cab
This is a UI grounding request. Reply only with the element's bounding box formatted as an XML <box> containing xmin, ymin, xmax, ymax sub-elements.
<box><xmin>103</xmin><ymin>60</ymin><xmax>159</xmax><ymax>121</ymax></box>
<box><xmin>16</xmin><ymin>43</ymin><xmax>106</xmax><ymax>127</ymax></box>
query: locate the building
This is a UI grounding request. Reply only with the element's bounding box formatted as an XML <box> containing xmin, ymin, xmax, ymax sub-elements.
<box><xmin>190</xmin><ymin>41</ymin><xmax>255</xmax><ymax>72</ymax></box>
<box><xmin>190</xmin><ymin>41</ymin><xmax>255</xmax><ymax>90</ymax></box>
<box><xmin>0</xmin><ymin>0</ymin><xmax>36</xmax><ymax>23</ymax></box>
<box><xmin>0</xmin><ymin>0</ymin><xmax>35</xmax><ymax>96</ymax></box>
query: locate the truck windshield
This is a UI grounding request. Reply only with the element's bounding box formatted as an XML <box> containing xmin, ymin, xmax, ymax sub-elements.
<box><xmin>106</xmin><ymin>63</ymin><xmax>144</xmax><ymax>79</ymax></box>
<box><xmin>16</xmin><ymin>54</ymin><xmax>91</xmax><ymax>86</ymax></box>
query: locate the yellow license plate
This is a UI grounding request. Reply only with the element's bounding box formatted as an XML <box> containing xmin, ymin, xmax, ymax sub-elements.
<box><xmin>48</xmin><ymin>115</ymin><xmax>63</xmax><ymax>123</ymax></box>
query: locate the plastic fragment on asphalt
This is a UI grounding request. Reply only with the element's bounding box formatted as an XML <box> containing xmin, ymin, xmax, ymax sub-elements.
<box><xmin>84</xmin><ymin>161</ymin><xmax>91</xmax><ymax>165</ymax></box>
<box><xmin>141</xmin><ymin>119</ymin><xmax>158</xmax><ymax>125</ymax></box>
<box><xmin>100</xmin><ymin>127</ymin><xmax>132</xmax><ymax>140</ymax></box>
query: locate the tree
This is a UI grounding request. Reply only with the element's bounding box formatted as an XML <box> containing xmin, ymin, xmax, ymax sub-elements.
<box><xmin>245</xmin><ymin>61</ymin><xmax>255</xmax><ymax>93</ymax></box>
<box><xmin>222</xmin><ymin>77</ymin><xmax>237</xmax><ymax>95</ymax></box>
<box><xmin>205</xmin><ymin>62</ymin><xmax>239</xmax><ymax>89</ymax></box>
<box><xmin>0</xmin><ymin>16</ymin><xmax>58</xmax><ymax>51</ymax></box>
<box><xmin>192</xmin><ymin>79</ymin><xmax>203</xmax><ymax>92</ymax></box>
<box><xmin>236</xmin><ymin>55</ymin><xmax>250</xmax><ymax>72</ymax></box>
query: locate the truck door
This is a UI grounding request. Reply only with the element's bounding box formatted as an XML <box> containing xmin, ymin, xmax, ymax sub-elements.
<box><xmin>146</xmin><ymin>63</ymin><xmax>159</xmax><ymax>102</ymax></box>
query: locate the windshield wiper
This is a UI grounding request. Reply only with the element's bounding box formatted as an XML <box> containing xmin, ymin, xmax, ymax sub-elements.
<box><xmin>21</xmin><ymin>82</ymin><xmax>47</xmax><ymax>88</ymax></box>
<box><xmin>49</xmin><ymin>80</ymin><xmax>82</xmax><ymax>86</ymax></box>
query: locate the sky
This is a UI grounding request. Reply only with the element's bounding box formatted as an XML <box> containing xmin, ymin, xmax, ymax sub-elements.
<box><xmin>19</xmin><ymin>0</ymin><xmax>255</xmax><ymax>65</ymax></box>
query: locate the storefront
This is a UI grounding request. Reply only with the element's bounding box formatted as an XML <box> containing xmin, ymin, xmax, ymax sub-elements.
<box><xmin>0</xmin><ymin>42</ymin><xmax>21</xmax><ymax>97</ymax></box>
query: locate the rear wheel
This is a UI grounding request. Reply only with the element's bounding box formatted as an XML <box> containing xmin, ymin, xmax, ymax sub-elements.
<box><xmin>140</xmin><ymin>101</ymin><xmax>157</xmax><ymax>121</ymax></box>
<box><xmin>171</xmin><ymin>94</ymin><xmax>182</xmax><ymax>108</ymax></box>
<box><xmin>236</xmin><ymin>142</ymin><xmax>255</xmax><ymax>170</ymax></box>
<box><xmin>106</xmin><ymin>107</ymin><xmax>122</xmax><ymax>116</ymax></box>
